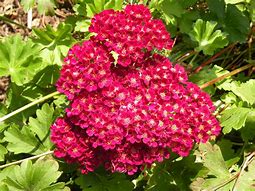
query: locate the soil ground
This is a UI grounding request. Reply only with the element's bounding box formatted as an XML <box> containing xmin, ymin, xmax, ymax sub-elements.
<box><xmin>0</xmin><ymin>0</ymin><xmax>73</xmax><ymax>102</ymax></box>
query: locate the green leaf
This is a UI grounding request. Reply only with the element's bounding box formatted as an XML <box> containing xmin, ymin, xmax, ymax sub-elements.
<box><xmin>76</xmin><ymin>173</ymin><xmax>104</xmax><ymax>191</ymax></box>
<box><xmin>0</xmin><ymin>166</ymin><xmax>15</xmax><ymax>191</ymax></box>
<box><xmin>94</xmin><ymin>0</ymin><xmax>105</xmax><ymax>12</ymax></box>
<box><xmin>28</xmin><ymin>103</ymin><xmax>54</xmax><ymax>149</ymax></box>
<box><xmin>75</xmin><ymin>20</ymin><xmax>91</xmax><ymax>33</ymax></box>
<box><xmin>0</xmin><ymin>184</ymin><xmax>8</xmax><ymax>191</ymax></box>
<box><xmin>217</xmin><ymin>78</ymin><xmax>255</xmax><ymax>105</ymax></box>
<box><xmin>86</xmin><ymin>3</ymin><xmax>97</xmax><ymax>17</ymax></box>
<box><xmin>106</xmin><ymin>174</ymin><xmax>134</xmax><ymax>191</ymax></box>
<box><xmin>33</xmin><ymin>23</ymin><xmax>73</xmax><ymax>50</ymax></box>
<box><xmin>21</xmin><ymin>0</ymin><xmax>35</xmax><ymax>12</ymax></box>
<box><xmin>189</xmin><ymin>66</ymin><xmax>218</xmax><ymax>95</ymax></box>
<box><xmin>37</xmin><ymin>0</ymin><xmax>56</xmax><ymax>15</ymax></box>
<box><xmin>4</xmin><ymin>83</ymin><xmax>42</xmax><ymax>124</ymax></box>
<box><xmin>232</xmin><ymin>156</ymin><xmax>255</xmax><ymax>191</ymax></box>
<box><xmin>163</xmin><ymin>15</ymin><xmax>178</xmax><ymax>36</ymax></box>
<box><xmin>73</xmin><ymin>3</ymin><xmax>87</xmax><ymax>16</ymax></box>
<box><xmin>112</xmin><ymin>0</ymin><xmax>123</xmax><ymax>10</ymax></box>
<box><xmin>224</xmin><ymin>4</ymin><xmax>250</xmax><ymax>42</ymax></box>
<box><xmin>41</xmin><ymin>183</ymin><xmax>71</xmax><ymax>191</ymax></box>
<box><xmin>220</xmin><ymin>92</ymin><xmax>238</xmax><ymax>104</ymax></box>
<box><xmin>220</xmin><ymin>107</ymin><xmax>251</xmax><ymax>134</ymax></box>
<box><xmin>206</xmin><ymin>0</ymin><xmax>250</xmax><ymax>42</ymax></box>
<box><xmin>217</xmin><ymin>140</ymin><xmax>236</xmax><ymax>161</ymax></box>
<box><xmin>0</xmin><ymin>166</ymin><xmax>16</xmax><ymax>183</ymax></box>
<box><xmin>224</xmin><ymin>0</ymin><xmax>247</xmax><ymax>4</ymax></box>
<box><xmin>32</xmin><ymin>65</ymin><xmax>60</xmax><ymax>88</ymax></box>
<box><xmin>4</xmin><ymin>103</ymin><xmax>54</xmax><ymax>155</ymax></box>
<box><xmin>241</xmin><ymin>110</ymin><xmax>255</xmax><ymax>141</ymax></box>
<box><xmin>160</xmin><ymin>0</ymin><xmax>185</xmax><ymax>18</ymax></box>
<box><xmin>3</xmin><ymin>158</ymin><xmax>67</xmax><ymax>191</ymax></box>
<box><xmin>168</xmin><ymin>155</ymin><xmax>203</xmax><ymax>191</ymax></box>
<box><xmin>53</xmin><ymin>94</ymin><xmax>69</xmax><ymax>116</ymax></box>
<box><xmin>0</xmin><ymin>144</ymin><xmax>7</xmax><ymax>161</ymax></box>
<box><xmin>75</xmin><ymin>170</ymin><xmax>134</xmax><ymax>191</ymax></box>
<box><xmin>200</xmin><ymin>143</ymin><xmax>230</xmax><ymax>179</ymax></box>
<box><xmin>146</xmin><ymin>168</ymin><xmax>177</xmax><ymax>191</ymax></box>
<box><xmin>215</xmin><ymin>71</ymin><xmax>233</xmax><ymax>91</ymax></box>
<box><xmin>4</xmin><ymin>125</ymin><xmax>46</xmax><ymax>155</ymax></box>
<box><xmin>179</xmin><ymin>0</ymin><xmax>197</xmax><ymax>9</ymax></box>
<box><xmin>189</xmin><ymin>19</ymin><xmax>229</xmax><ymax>55</ymax></box>
<box><xmin>249</xmin><ymin>0</ymin><xmax>255</xmax><ymax>22</ymax></box>
<box><xmin>191</xmin><ymin>143</ymin><xmax>234</xmax><ymax>191</ymax></box>
<box><xmin>21</xmin><ymin>85</ymin><xmax>46</xmax><ymax>102</ymax></box>
<box><xmin>159</xmin><ymin>0</ymin><xmax>197</xmax><ymax>18</ymax></box>
<box><xmin>217</xmin><ymin>139</ymin><xmax>240</xmax><ymax>168</ymax></box>
<box><xmin>40</xmin><ymin>46</ymin><xmax>66</xmax><ymax>66</ymax></box>
<box><xmin>0</xmin><ymin>35</ymin><xmax>44</xmax><ymax>85</ymax></box>
<box><xmin>178</xmin><ymin>11</ymin><xmax>199</xmax><ymax>34</ymax></box>
<box><xmin>104</xmin><ymin>0</ymin><xmax>123</xmax><ymax>10</ymax></box>
<box><xmin>207</xmin><ymin>0</ymin><xmax>226</xmax><ymax>19</ymax></box>
<box><xmin>231</xmin><ymin>79</ymin><xmax>255</xmax><ymax>105</ymax></box>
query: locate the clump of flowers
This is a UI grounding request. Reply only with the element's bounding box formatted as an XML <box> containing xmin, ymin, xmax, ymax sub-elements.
<box><xmin>51</xmin><ymin>4</ymin><xmax>221</xmax><ymax>175</ymax></box>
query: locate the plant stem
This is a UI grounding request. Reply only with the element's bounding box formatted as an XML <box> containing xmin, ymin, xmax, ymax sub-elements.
<box><xmin>0</xmin><ymin>16</ymin><xmax>26</xmax><ymax>29</ymax></box>
<box><xmin>0</xmin><ymin>150</ymin><xmax>54</xmax><ymax>169</ymax></box>
<box><xmin>222</xmin><ymin>44</ymin><xmax>235</xmax><ymax>68</ymax></box>
<box><xmin>194</xmin><ymin>43</ymin><xmax>236</xmax><ymax>74</ymax></box>
<box><xmin>226</xmin><ymin>50</ymin><xmax>247</xmax><ymax>70</ymax></box>
<box><xmin>27</xmin><ymin>8</ymin><xmax>33</xmax><ymax>29</ymax></box>
<box><xmin>232</xmin><ymin>152</ymin><xmax>255</xmax><ymax>191</ymax></box>
<box><xmin>188</xmin><ymin>52</ymin><xmax>199</xmax><ymax>68</ymax></box>
<box><xmin>175</xmin><ymin>50</ymin><xmax>196</xmax><ymax>63</ymax></box>
<box><xmin>200</xmin><ymin>63</ymin><xmax>254</xmax><ymax>89</ymax></box>
<box><xmin>206</xmin><ymin>173</ymin><xmax>239</xmax><ymax>191</ymax></box>
<box><xmin>0</xmin><ymin>91</ymin><xmax>60</xmax><ymax>123</ymax></box>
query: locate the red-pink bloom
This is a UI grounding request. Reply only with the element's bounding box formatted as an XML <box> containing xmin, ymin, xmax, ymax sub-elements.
<box><xmin>89</xmin><ymin>5</ymin><xmax>173</xmax><ymax>67</ymax></box>
<box><xmin>51</xmin><ymin>4</ymin><xmax>221</xmax><ymax>175</ymax></box>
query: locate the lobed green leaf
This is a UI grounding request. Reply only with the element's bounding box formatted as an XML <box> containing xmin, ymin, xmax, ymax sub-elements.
<box><xmin>0</xmin><ymin>35</ymin><xmax>44</xmax><ymax>85</ymax></box>
<box><xmin>75</xmin><ymin>170</ymin><xmax>134</xmax><ymax>191</ymax></box>
<box><xmin>189</xmin><ymin>19</ymin><xmax>229</xmax><ymax>55</ymax></box>
<box><xmin>4</xmin><ymin>103</ymin><xmax>54</xmax><ymax>155</ymax></box>
<box><xmin>3</xmin><ymin>158</ymin><xmax>68</xmax><ymax>191</ymax></box>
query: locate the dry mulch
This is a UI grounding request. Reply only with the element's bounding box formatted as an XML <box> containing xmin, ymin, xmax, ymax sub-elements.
<box><xmin>0</xmin><ymin>76</ymin><xmax>10</xmax><ymax>103</ymax></box>
<box><xmin>0</xmin><ymin>0</ymin><xmax>73</xmax><ymax>37</ymax></box>
<box><xmin>0</xmin><ymin>0</ymin><xmax>73</xmax><ymax>103</ymax></box>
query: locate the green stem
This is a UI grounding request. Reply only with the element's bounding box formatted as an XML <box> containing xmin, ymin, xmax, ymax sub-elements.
<box><xmin>226</xmin><ymin>50</ymin><xmax>247</xmax><ymax>70</ymax></box>
<box><xmin>0</xmin><ymin>150</ymin><xmax>54</xmax><ymax>169</ymax></box>
<box><xmin>232</xmin><ymin>152</ymin><xmax>255</xmax><ymax>191</ymax></box>
<box><xmin>200</xmin><ymin>63</ymin><xmax>254</xmax><ymax>89</ymax></box>
<box><xmin>207</xmin><ymin>173</ymin><xmax>239</xmax><ymax>191</ymax></box>
<box><xmin>0</xmin><ymin>16</ymin><xmax>26</xmax><ymax>29</ymax></box>
<box><xmin>0</xmin><ymin>91</ymin><xmax>60</xmax><ymax>123</ymax></box>
<box><xmin>222</xmin><ymin>44</ymin><xmax>235</xmax><ymax>68</ymax></box>
<box><xmin>248</xmin><ymin>36</ymin><xmax>252</xmax><ymax>63</ymax></box>
<box><xmin>194</xmin><ymin>43</ymin><xmax>236</xmax><ymax>74</ymax></box>
<box><xmin>175</xmin><ymin>50</ymin><xmax>196</xmax><ymax>63</ymax></box>
<box><xmin>188</xmin><ymin>52</ymin><xmax>199</xmax><ymax>68</ymax></box>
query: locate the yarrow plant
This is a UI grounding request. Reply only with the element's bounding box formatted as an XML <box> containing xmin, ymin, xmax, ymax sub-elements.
<box><xmin>51</xmin><ymin>4</ymin><xmax>221</xmax><ymax>175</ymax></box>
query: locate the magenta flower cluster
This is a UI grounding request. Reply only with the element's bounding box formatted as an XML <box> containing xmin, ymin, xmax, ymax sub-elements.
<box><xmin>51</xmin><ymin>5</ymin><xmax>221</xmax><ymax>175</ymax></box>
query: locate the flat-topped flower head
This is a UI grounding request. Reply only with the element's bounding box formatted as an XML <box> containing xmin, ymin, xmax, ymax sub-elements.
<box><xmin>52</xmin><ymin>4</ymin><xmax>221</xmax><ymax>175</ymax></box>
